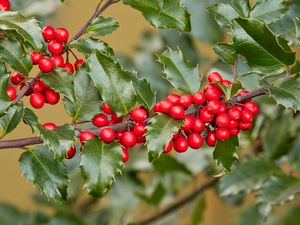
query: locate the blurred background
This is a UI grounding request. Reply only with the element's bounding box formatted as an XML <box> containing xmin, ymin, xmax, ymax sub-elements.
<box><xmin>1</xmin><ymin>0</ymin><xmax>300</xmax><ymax>225</ymax></box>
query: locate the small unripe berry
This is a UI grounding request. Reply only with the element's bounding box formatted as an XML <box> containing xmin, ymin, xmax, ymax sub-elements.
<box><xmin>30</xmin><ymin>51</ymin><xmax>44</xmax><ymax>65</ymax></box>
<box><xmin>10</xmin><ymin>72</ymin><xmax>25</xmax><ymax>85</ymax></box>
<box><xmin>206</xmin><ymin>131</ymin><xmax>217</xmax><ymax>147</ymax></box>
<box><xmin>7</xmin><ymin>85</ymin><xmax>16</xmax><ymax>101</ymax></box>
<box><xmin>166</xmin><ymin>94</ymin><xmax>180</xmax><ymax>105</ymax></box>
<box><xmin>39</xmin><ymin>58</ymin><xmax>55</xmax><ymax>73</ymax></box>
<box><xmin>170</xmin><ymin>105</ymin><xmax>185</xmax><ymax>119</ymax></box>
<box><xmin>66</xmin><ymin>146</ymin><xmax>76</xmax><ymax>159</ymax></box>
<box><xmin>79</xmin><ymin>131</ymin><xmax>95</xmax><ymax>143</ymax></box>
<box><xmin>131</xmin><ymin>108</ymin><xmax>148</xmax><ymax>122</ymax></box>
<box><xmin>159</xmin><ymin>99</ymin><xmax>173</xmax><ymax>114</ymax></box>
<box><xmin>179</xmin><ymin>94</ymin><xmax>193</xmax><ymax>108</ymax></box>
<box><xmin>42</xmin><ymin>26</ymin><xmax>55</xmax><ymax>42</ymax></box>
<box><xmin>30</xmin><ymin>93</ymin><xmax>45</xmax><ymax>109</ymax></box>
<box><xmin>121</xmin><ymin>131</ymin><xmax>137</xmax><ymax>148</ymax></box>
<box><xmin>133</xmin><ymin>122</ymin><xmax>147</xmax><ymax>136</ymax></box>
<box><xmin>215</xmin><ymin>128</ymin><xmax>230</xmax><ymax>141</ymax></box>
<box><xmin>43</xmin><ymin>122</ymin><xmax>57</xmax><ymax>130</ymax></box>
<box><xmin>173</xmin><ymin>136</ymin><xmax>189</xmax><ymax>153</ymax></box>
<box><xmin>55</xmin><ymin>28</ymin><xmax>69</xmax><ymax>43</ymax></box>
<box><xmin>192</xmin><ymin>118</ymin><xmax>205</xmax><ymax>132</ymax></box>
<box><xmin>188</xmin><ymin>133</ymin><xmax>203</xmax><ymax>149</ymax></box>
<box><xmin>45</xmin><ymin>89</ymin><xmax>60</xmax><ymax>105</ymax></box>
<box><xmin>208</xmin><ymin>71</ymin><xmax>223</xmax><ymax>83</ymax></box>
<box><xmin>100</xmin><ymin>128</ymin><xmax>115</xmax><ymax>143</ymax></box>
<box><xmin>163</xmin><ymin>141</ymin><xmax>173</xmax><ymax>154</ymax></box>
<box><xmin>92</xmin><ymin>114</ymin><xmax>108</xmax><ymax>127</ymax></box>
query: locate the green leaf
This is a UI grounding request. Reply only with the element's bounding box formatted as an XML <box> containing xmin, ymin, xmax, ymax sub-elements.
<box><xmin>219</xmin><ymin>157</ymin><xmax>281</xmax><ymax>197</ymax></box>
<box><xmin>231</xmin><ymin>0</ymin><xmax>251</xmax><ymax>18</ymax></box>
<box><xmin>257</xmin><ymin>174</ymin><xmax>300</xmax><ymax>218</ymax></box>
<box><xmin>88</xmin><ymin>51</ymin><xmax>136</xmax><ymax>116</ymax></box>
<box><xmin>216</xmin><ymin>81</ymin><xmax>242</xmax><ymax>101</ymax></box>
<box><xmin>231</xmin><ymin>18</ymin><xmax>295</xmax><ymax>75</ymax></box>
<box><xmin>80</xmin><ymin>138</ymin><xmax>124</xmax><ymax>197</ymax></box>
<box><xmin>41</xmin><ymin>69</ymin><xmax>75</xmax><ymax>102</ymax></box>
<box><xmin>152</xmin><ymin>154</ymin><xmax>192</xmax><ymax>175</ymax></box>
<box><xmin>0</xmin><ymin>203</ymin><xmax>28</xmax><ymax>225</ymax></box>
<box><xmin>146</xmin><ymin>114</ymin><xmax>183</xmax><ymax>162</ymax></box>
<box><xmin>288</xmin><ymin>133</ymin><xmax>300</xmax><ymax>170</ymax></box>
<box><xmin>123</xmin><ymin>0</ymin><xmax>191</xmax><ymax>32</ymax></box>
<box><xmin>213</xmin><ymin>136</ymin><xmax>239</xmax><ymax>173</ymax></box>
<box><xmin>263</xmin><ymin>112</ymin><xmax>291</xmax><ymax>159</ymax></box>
<box><xmin>63</xmin><ymin>66</ymin><xmax>101</xmax><ymax>121</ymax></box>
<box><xmin>250</xmin><ymin>0</ymin><xmax>288</xmax><ymax>24</ymax></box>
<box><xmin>0</xmin><ymin>38</ymin><xmax>32</xmax><ymax>75</ymax></box>
<box><xmin>23</xmin><ymin>107</ymin><xmax>38</xmax><ymax>133</ymax></box>
<box><xmin>0</xmin><ymin>11</ymin><xmax>43</xmax><ymax>51</ymax></box>
<box><xmin>191</xmin><ymin>196</ymin><xmax>206</xmax><ymax>225</ymax></box>
<box><xmin>237</xmin><ymin>206</ymin><xmax>272</xmax><ymax>225</ymax></box>
<box><xmin>0</xmin><ymin>72</ymin><xmax>10</xmax><ymax>114</ymax></box>
<box><xmin>37</xmin><ymin>124</ymin><xmax>75</xmax><ymax>161</ymax></box>
<box><xmin>283</xmin><ymin>205</ymin><xmax>300</xmax><ymax>225</ymax></box>
<box><xmin>207</xmin><ymin>3</ymin><xmax>238</xmax><ymax>27</ymax></box>
<box><xmin>137</xmin><ymin>182</ymin><xmax>166</xmax><ymax>206</ymax></box>
<box><xmin>0</xmin><ymin>103</ymin><xmax>24</xmax><ymax>138</ymax></box>
<box><xmin>86</xmin><ymin>16</ymin><xmax>119</xmax><ymax>36</ymax></box>
<box><xmin>213</xmin><ymin>43</ymin><xmax>238</xmax><ymax>65</ymax></box>
<box><xmin>294</xmin><ymin>18</ymin><xmax>300</xmax><ymax>45</ymax></box>
<box><xmin>158</xmin><ymin>48</ymin><xmax>200</xmax><ymax>94</ymax></box>
<box><xmin>69</xmin><ymin>38</ymin><xmax>114</xmax><ymax>56</ymax></box>
<box><xmin>19</xmin><ymin>146</ymin><xmax>68</xmax><ymax>201</ymax></box>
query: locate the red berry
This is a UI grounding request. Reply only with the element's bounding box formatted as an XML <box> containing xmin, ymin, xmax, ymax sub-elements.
<box><xmin>66</xmin><ymin>146</ymin><xmax>76</xmax><ymax>159</ymax></box>
<box><xmin>243</xmin><ymin>102</ymin><xmax>259</xmax><ymax>115</ymax></box>
<box><xmin>216</xmin><ymin>113</ymin><xmax>230</xmax><ymax>128</ymax></box>
<box><xmin>48</xmin><ymin>40</ymin><xmax>63</xmax><ymax>55</ymax></box>
<box><xmin>192</xmin><ymin>118</ymin><xmax>205</xmax><ymax>132</ymax></box>
<box><xmin>219</xmin><ymin>102</ymin><xmax>227</xmax><ymax>114</ymax></box>
<box><xmin>208</xmin><ymin>71</ymin><xmax>223</xmax><ymax>83</ymax></box>
<box><xmin>63</xmin><ymin>63</ymin><xmax>75</xmax><ymax>74</ymax></box>
<box><xmin>188</xmin><ymin>133</ymin><xmax>203</xmax><ymax>149</ymax></box>
<box><xmin>241</xmin><ymin>110</ymin><xmax>254</xmax><ymax>123</ymax></box>
<box><xmin>228</xmin><ymin>107</ymin><xmax>242</xmax><ymax>120</ymax></box>
<box><xmin>215</xmin><ymin>128</ymin><xmax>230</xmax><ymax>141</ymax></box>
<box><xmin>19</xmin><ymin>83</ymin><xmax>33</xmax><ymax>96</ymax></box>
<box><xmin>122</xmin><ymin>148</ymin><xmax>129</xmax><ymax>163</ymax></box>
<box><xmin>182</xmin><ymin>116</ymin><xmax>194</xmax><ymax>131</ymax></box>
<box><xmin>172</xmin><ymin>131</ymin><xmax>181</xmax><ymax>139</ymax></box>
<box><xmin>121</xmin><ymin>131</ymin><xmax>137</xmax><ymax>148</ymax></box>
<box><xmin>79</xmin><ymin>131</ymin><xmax>95</xmax><ymax>143</ymax></box>
<box><xmin>163</xmin><ymin>141</ymin><xmax>173</xmax><ymax>154</ymax></box>
<box><xmin>102</xmin><ymin>102</ymin><xmax>113</xmax><ymax>114</ymax></box>
<box><xmin>206</xmin><ymin>100</ymin><xmax>221</xmax><ymax>114</ymax></box>
<box><xmin>166</xmin><ymin>94</ymin><xmax>180</xmax><ymax>105</ymax></box>
<box><xmin>7</xmin><ymin>85</ymin><xmax>16</xmax><ymax>101</ymax></box>
<box><xmin>173</xmin><ymin>136</ymin><xmax>188</xmax><ymax>153</ymax></box>
<box><xmin>39</xmin><ymin>58</ymin><xmax>55</xmax><ymax>73</ymax></box>
<box><xmin>205</xmin><ymin>87</ymin><xmax>220</xmax><ymax>101</ymax></box>
<box><xmin>10</xmin><ymin>72</ymin><xmax>25</xmax><ymax>85</ymax></box>
<box><xmin>206</xmin><ymin>131</ymin><xmax>217</xmax><ymax>147</ymax></box>
<box><xmin>159</xmin><ymin>100</ymin><xmax>173</xmax><ymax>114</ymax></box>
<box><xmin>133</xmin><ymin>122</ymin><xmax>147</xmax><ymax>136</ymax></box>
<box><xmin>42</xmin><ymin>26</ymin><xmax>55</xmax><ymax>42</ymax></box>
<box><xmin>92</xmin><ymin>114</ymin><xmax>108</xmax><ymax>127</ymax></box>
<box><xmin>170</xmin><ymin>105</ymin><xmax>185</xmax><ymax>119</ymax></box>
<box><xmin>153</xmin><ymin>102</ymin><xmax>161</xmax><ymax>113</ymax></box>
<box><xmin>131</xmin><ymin>108</ymin><xmax>148</xmax><ymax>122</ymax></box>
<box><xmin>32</xmin><ymin>80</ymin><xmax>47</xmax><ymax>93</ymax></box>
<box><xmin>30</xmin><ymin>93</ymin><xmax>45</xmax><ymax>109</ymax></box>
<box><xmin>179</xmin><ymin>94</ymin><xmax>193</xmax><ymax>108</ymax></box>
<box><xmin>100</xmin><ymin>128</ymin><xmax>115</xmax><ymax>143</ymax></box>
<box><xmin>230</xmin><ymin>128</ymin><xmax>239</xmax><ymax>136</ymax></box>
<box><xmin>0</xmin><ymin>0</ymin><xmax>10</xmax><ymax>11</ymax></box>
<box><xmin>111</xmin><ymin>114</ymin><xmax>123</xmax><ymax>123</ymax></box>
<box><xmin>200</xmin><ymin>108</ymin><xmax>214</xmax><ymax>123</ymax></box>
<box><xmin>51</xmin><ymin>55</ymin><xmax>64</xmax><ymax>67</ymax></box>
<box><xmin>30</xmin><ymin>51</ymin><xmax>44</xmax><ymax>65</ymax></box>
<box><xmin>238</xmin><ymin>122</ymin><xmax>252</xmax><ymax>131</ymax></box>
<box><xmin>193</xmin><ymin>92</ymin><xmax>206</xmax><ymax>105</ymax></box>
<box><xmin>222</xmin><ymin>80</ymin><xmax>232</xmax><ymax>86</ymax></box>
<box><xmin>45</xmin><ymin>89</ymin><xmax>60</xmax><ymax>105</ymax></box>
<box><xmin>43</xmin><ymin>122</ymin><xmax>57</xmax><ymax>130</ymax></box>
<box><xmin>55</xmin><ymin>28</ymin><xmax>69</xmax><ymax>43</ymax></box>
<box><xmin>228</xmin><ymin>120</ymin><xmax>238</xmax><ymax>129</ymax></box>
<box><xmin>74</xmin><ymin>59</ymin><xmax>84</xmax><ymax>70</ymax></box>
<box><xmin>204</xmin><ymin>84</ymin><xmax>216</xmax><ymax>92</ymax></box>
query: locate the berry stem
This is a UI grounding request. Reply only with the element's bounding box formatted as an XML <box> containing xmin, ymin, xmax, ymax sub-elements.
<box><xmin>14</xmin><ymin>73</ymin><xmax>42</xmax><ymax>102</ymax></box>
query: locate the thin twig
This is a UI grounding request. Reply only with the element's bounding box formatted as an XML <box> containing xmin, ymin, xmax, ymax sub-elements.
<box><xmin>14</xmin><ymin>73</ymin><xmax>41</xmax><ymax>102</ymax></box>
<box><xmin>232</xmin><ymin>55</ymin><xmax>240</xmax><ymax>82</ymax></box>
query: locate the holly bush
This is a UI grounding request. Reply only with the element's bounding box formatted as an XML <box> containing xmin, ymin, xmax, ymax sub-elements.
<box><xmin>1</xmin><ymin>0</ymin><xmax>300</xmax><ymax>224</ymax></box>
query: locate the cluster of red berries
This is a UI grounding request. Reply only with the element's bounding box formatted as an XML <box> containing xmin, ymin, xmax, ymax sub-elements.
<box><xmin>153</xmin><ymin>72</ymin><xmax>259</xmax><ymax>154</ymax></box>
<box><xmin>0</xmin><ymin>0</ymin><xmax>10</xmax><ymax>11</ymax></box>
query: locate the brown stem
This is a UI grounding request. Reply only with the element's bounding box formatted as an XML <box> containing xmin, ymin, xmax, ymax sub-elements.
<box><xmin>14</xmin><ymin>73</ymin><xmax>41</xmax><ymax>102</ymax></box>
<box><xmin>229</xmin><ymin>88</ymin><xmax>269</xmax><ymax>105</ymax></box>
<box><xmin>134</xmin><ymin>177</ymin><xmax>219</xmax><ymax>225</ymax></box>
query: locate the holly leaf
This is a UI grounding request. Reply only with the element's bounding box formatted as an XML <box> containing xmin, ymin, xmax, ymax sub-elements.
<box><xmin>63</xmin><ymin>66</ymin><xmax>101</xmax><ymax>121</ymax></box>
<box><xmin>283</xmin><ymin>205</ymin><xmax>300</xmax><ymax>225</ymax></box>
<box><xmin>123</xmin><ymin>0</ymin><xmax>191</xmax><ymax>32</ymax></box>
<box><xmin>0</xmin><ymin>103</ymin><xmax>24</xmax><ymax>138</ymax></box>
<box><xmin>86</xmin><ymin>16</ymin><xmax>119</xmax><ymax>36</ymax></box>
<box><xmin>257</xmin><ymin>174</ymin><xmax>300</xmax><ymax>218</ymax></box>
<box><xmin>23</xmin><ymin>107</ymin><xmax>38</xmax><ymax>133</ymax></box>
<box><xmin>137</xmin><ymin>182</ymin><xmax>166</xmax><ymax>206</ymax></box>
<box><xmin>231</xmin><ymin>18</ymin><xmax>295</xmax><ymax>75</ymax></box>
<box><xmin>80</xmin><ymin>138</ymin><xmax>124</xmax><ymax>197</ymax></box>
<box><xmin>231</xmin><ymin>0</ymin><xmax>250</xmax><ymax>18</ymax></box>
<box><xmin>213</xmin><ymin>136</ymin><xmax>239</xmax><ymax>173</ymax></box>
<box><xmin>69</xmin><ymin>38</ymin><xmax>114</xmax><ymax>56</ymax></box>
<box><xmin>158</xmin><ymin>48</ymin><xmax>200</xmax><ymax>94</ymax></box>
<box><xmin>0</xmin><ymin>38</ymin><xmax>32</xmax><ymax>75</ymax></box>
<box><xmin>19</xmin><ymin>146</ymin><xmax>68</xmax><ymax>201</ymax></box>
<box><xmin>146</xmin><ymin>114</ymin><xmax>183</xmax><ymax>162</ymax></box>
<box><xmin>0</xmin><ymin>72</ymin><xmax>10</xmax><ymax>114</ymax></box>
<box><xmin>88</xmin><ymin>51</ymin><xmax>136</xmax><ymax>116</ymax></box>
<box><xmin>207</xmin><ymin>3</ymin><xmax>238</xmax><ymax>27</ymax></box>
<box><xmin>37</xmin><ymin>124</ymin><xmax>75</xmax><ymax>161</ymax></box>
<box><xmin>250</xmin><ymin>0</ymin><xmax>288</xmax><ymax>24</ymax></box>
<box><xmin>288</xmin><ymin>133</ymin><xmax>300</xmax><ymax>170</ymax></box>
<box><xmin>237</xmin><ymin>206</ymin><xmax>274</xmax><ymax>225</ymax></box>
<box><xmin>295</xmin><ymin>18</ymin><xmax>300</xmax><ymax>45</ymax></box>
<box><xmin>261</xmin><ymin>76</ymin><xmax>300</xmax><ymax>111</ymax></box>
<box><xmin>213</xmin><ymin>43</ymin><xmax>238</xmax><ymax>65</ymax></box>
<box><xmin>0</xmin><ymin>11</ymin><xmax>43</xmax><ymax>51</ymax></box>
<box><xmin>219</xmin><ymin>157</ymin><xmax>281</xmax><ymax>197</ymax></box>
